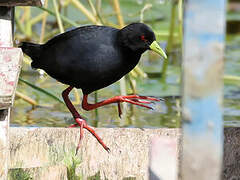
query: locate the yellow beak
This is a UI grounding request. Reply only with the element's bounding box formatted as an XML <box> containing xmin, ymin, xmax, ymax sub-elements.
<box><xmin>149</xmin><ymin>41</ymin><xmax>167</xmax><ymax>59</ymax></box>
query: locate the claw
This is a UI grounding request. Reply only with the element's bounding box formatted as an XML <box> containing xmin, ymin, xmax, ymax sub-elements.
<box><xmin>106</xmin><ymin>148</ymin><xmax>111</xmax><ymax>153</ymax></box>
<box><xmin>117</xmin><ymin>102</ymin><xmax>122</xmax><ymax>118</ymax></box>
<box><xmin>147</xmin><ymin>96</ymin><xmax>165</xmax><ymax>102</ymax></box>
<box><xmin>75</xmin><ymin>146</ymin><xmax>80</xmax><ymax>155</ymax></box>
<box><xmin>156</xmin><ymin>97</ymin><xmax>165</xmax><ymax>101</ymax></box>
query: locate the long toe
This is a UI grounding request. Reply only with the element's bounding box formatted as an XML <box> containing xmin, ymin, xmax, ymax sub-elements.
<box><xmin>124</xmin><ymin>95</ymin><xmax>164</xmax><ymax>102</ymax></box>
<box><xmin>123</xmin><ymin>98</ymin><xmax>154</xmax><ymax>110</ymax></box>
<box><xmin>74</xmin><ymin>118</ymin><xmax>110</xmax><ymax>153</ymax></box>
<box><xmin>136</xmin><ymin>95</ymin><xmax>164</xmax><ymax>102</ymax></box>
<box><xmin>84</xmin><ymin>124</ymin><xmax>110</xmax><ymax>153</ymax></box>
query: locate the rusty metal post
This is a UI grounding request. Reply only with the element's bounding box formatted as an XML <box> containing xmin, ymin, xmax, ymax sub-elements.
<box><xmin>181</xmin><ymin>0</ymin><xmax>226</xmax><ymax>179</ymax></box>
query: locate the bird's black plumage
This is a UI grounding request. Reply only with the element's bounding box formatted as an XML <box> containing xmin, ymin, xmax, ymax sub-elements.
<box><xmin>20</xmin><ymin>23</ymin><xmax>167</xmax><ymax>153</ymax></box>
<box><xmin>20</xmin><ymin>23</ymin><xmax>158</xmax><ymax>94</ymax></box>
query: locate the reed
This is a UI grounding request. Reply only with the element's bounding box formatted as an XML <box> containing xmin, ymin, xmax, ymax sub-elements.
<box><xmin>161</xmin><ymin>0</ymin><xmax>178</xmax><ymax>81</ymax></box>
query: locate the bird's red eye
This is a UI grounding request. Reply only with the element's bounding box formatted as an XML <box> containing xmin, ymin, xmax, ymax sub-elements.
<box><xmin>140</xmin><ymin>35</ymin><xmax>147</xmax><ymax>42</ymax></box>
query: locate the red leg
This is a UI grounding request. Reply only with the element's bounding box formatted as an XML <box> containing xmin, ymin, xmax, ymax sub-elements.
<box><xmin>62</xmin><ymin>86</ymin><xmax>110</xmax><ymax>154</ymax></box>
<box><xmin>62</xmin><ymin>86</ymin><xmax>82</xmax><ymax>119</ymax></box>
<box><xmin>82</xmin><ymin>94</ymin><xmax>164</xmax><ymax>115</ymax></box>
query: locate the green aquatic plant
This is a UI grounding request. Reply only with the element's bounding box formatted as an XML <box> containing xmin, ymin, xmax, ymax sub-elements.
<box><xmin>63</xmin><ymin>150</ymin><xmax>82</xmax><ymax>180</ymax></box>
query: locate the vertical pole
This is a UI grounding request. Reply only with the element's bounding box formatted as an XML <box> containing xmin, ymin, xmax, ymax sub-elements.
<box><xmin>181</xmin><ymin>0</ymin><xmax>226</xmax><ymax>179</ymax></box>
<box><xmin>0</xmin><ymin>6</ymin><xmax>14</xmax><ymax>179</ymax></box>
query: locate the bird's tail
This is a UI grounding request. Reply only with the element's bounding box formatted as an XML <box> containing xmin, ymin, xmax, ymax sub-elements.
<box><xmin>19</xmin><ymin>42</ymin><xmax>42</xmax><ymax>68</ymax></box>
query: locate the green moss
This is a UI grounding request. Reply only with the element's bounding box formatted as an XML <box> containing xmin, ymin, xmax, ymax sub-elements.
<box><xmin>8</xmin><ymin>168</ymin><xmax>32</xmax><ymax>180</ymax></box>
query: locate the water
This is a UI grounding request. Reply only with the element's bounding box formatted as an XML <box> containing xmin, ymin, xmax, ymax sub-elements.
<box><xmin>12</xmin><ymin>1</ymin><xmax>240</xmax><ymax>128</ymax></box>
<box><xmin>224</xmin><ymin>35</ymin><xmax>240</xmax><ymax>127</ymax></box>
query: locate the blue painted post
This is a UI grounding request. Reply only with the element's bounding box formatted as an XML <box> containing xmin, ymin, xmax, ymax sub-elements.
<box><xmin>181</xmin><ymin>0</ymin><xmax>226</xmax><ymax>179</ymax></box>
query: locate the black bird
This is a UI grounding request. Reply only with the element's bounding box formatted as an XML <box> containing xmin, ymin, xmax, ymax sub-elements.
<box><xmin>20</xmin><ymin>23</ymin><xmax>167</xmax><ymax>153</ymax></box>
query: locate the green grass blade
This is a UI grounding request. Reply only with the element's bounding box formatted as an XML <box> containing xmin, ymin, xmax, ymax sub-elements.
<box><xmin>19</xmin><ymin>77</ymin><xmax>64</xmax><ymax>104</ymax></box>
<box><xmin>37</xmin><ymin>7</ymin><xmax>79</xmax><ymax>27</ymax></box>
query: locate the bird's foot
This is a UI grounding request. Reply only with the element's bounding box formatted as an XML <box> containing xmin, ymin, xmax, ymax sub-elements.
<box><xmin>82</xmin><ymin>93</ymin><xmax>164</xmax><ymax>118</ymax></box>
<box><xmin>117</xmin><ymin>95</ymin><xmax>164</xmax><ymax>117</ymax></box>
<box><xmin>70</xmin><ymin>118</ymin><xmax>110</xmax><ymax>155</ymax></box>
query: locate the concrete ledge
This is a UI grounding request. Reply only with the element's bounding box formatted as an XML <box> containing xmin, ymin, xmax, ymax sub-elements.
<box><xmin>9</xmin><ymin>127</ymin><xmax>180</xmax><ymax>179</ymax></box>
<box><xmin>8</xmin><ymin>127</ymin><xmax>240</xmax><ymax>179</ymax></box>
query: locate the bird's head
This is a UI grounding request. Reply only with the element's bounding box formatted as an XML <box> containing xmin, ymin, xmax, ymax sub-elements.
<box><xmin>118</xmin><ymin>23</ymin><xmax>167</xmax><ymax>59</ymax></box>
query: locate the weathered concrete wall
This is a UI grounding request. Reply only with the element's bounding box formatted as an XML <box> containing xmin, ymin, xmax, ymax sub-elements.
<box><xmin>9</xmin><ymin>127</ymin><xmax>180</xmax><ymax>179</ymax></box>
<box><xmin>8</xmin><ymin>127</ymin><xmax>240</xmax><ymax>179</ymax></box>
